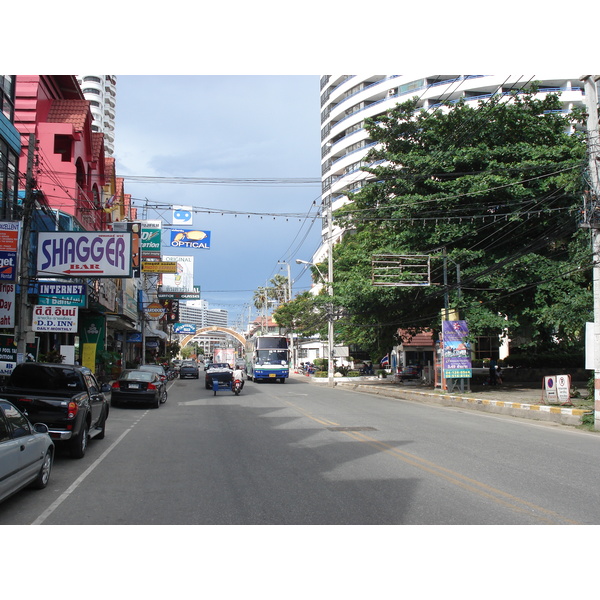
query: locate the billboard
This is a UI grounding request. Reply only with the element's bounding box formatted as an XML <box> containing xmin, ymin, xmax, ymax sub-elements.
<box><xmin>161</xmin><ymin>255</ymin><xmax>194</xmax><ymax>292</ymax></box>
<box><xmin>37</xmin><ymin>231</ymin><xmax>133</xmax><ymax>278</ymax></box>
<box><xmin>169</xmin><ymin>229</ymin><xmax>211</xmax><ymax>249</ymax></box>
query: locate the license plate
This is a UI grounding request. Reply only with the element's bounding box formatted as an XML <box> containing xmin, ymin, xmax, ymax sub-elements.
<box><xmin>269</xmin><ymin>373</ymin><xmax>276</xmax><ymax>378</ymax></box>
<box><xmin>128</xmin><ymin>383</ymin><xmax>140</xmax><ymax>389</ymax></box>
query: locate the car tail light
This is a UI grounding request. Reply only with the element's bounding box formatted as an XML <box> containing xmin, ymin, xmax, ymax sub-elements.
<box><xmin>111</xmin><ymin>382</ymin><xmax>120</xmax><ymax>390</ymax></box>
<box><xmin>147</xmin><ymin>383</ymin><xmax>157</xmax><ymax>390</ymax></box>
<box><xmin>67</xmin><ymin>401</ymin><xmax>79</xmax><ymax>420</ymax></box>
<box><xmin>18</xmin><ymin>397</ymin><xmax>33</xmax><ymax>403</ymax></box>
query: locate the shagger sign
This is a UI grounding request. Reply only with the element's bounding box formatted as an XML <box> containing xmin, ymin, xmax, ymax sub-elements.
<box><xmin>37</xmin><ymin>232</ymin><xmax>133</xmax><ymax>278</ymax></box>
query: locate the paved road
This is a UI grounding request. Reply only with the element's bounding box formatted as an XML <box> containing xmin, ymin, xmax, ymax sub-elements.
<box><xmin>2</xmin><ymin>375</ymin><xmax>600</xmax><ymax>525</ymax></box>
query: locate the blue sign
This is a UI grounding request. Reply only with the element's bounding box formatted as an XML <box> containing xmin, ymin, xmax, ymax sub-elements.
<box><xmin>169</xmin><ymin>229</ymin><xmax>211</xmax><ymax>249</ymax></box>
<box><xmin>173</xmin><ymin>323</ymin><xmax>197</xmax><ymax>334</ymax></box>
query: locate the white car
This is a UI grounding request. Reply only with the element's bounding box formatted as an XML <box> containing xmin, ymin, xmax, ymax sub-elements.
<box><xmin>0</xmin><ymin>399</ymin><xmax>54</xmax><ymax>504</ymax></box>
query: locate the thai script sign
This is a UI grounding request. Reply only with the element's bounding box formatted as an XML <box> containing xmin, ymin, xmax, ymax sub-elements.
<box><xmin>142</xmin><ymin>261</ymin><xmax>178</xmax><ymax>273</ymax></box>
<box><xmin>0</xmin><ymin>283</ymin><xmax>16</xmax><ymax>327</ymax></box>
<box><xmin>37</xmin><ymin>282</ymin><xmax>86</xmax><ymax>307</ymax></box>
<box><xmin>169</xmin><ymin>229</ymin><xmax>211</xmax><ymax>249</ymax></box>
<box><xmin>442</xmin><ymin>320</ymin><xmax>472</xmax><ymax>379</ymax></box>
<box><xmin>544</xmin><ymin>375</ymin><xmax>571</xmax><ymax>404</ymax></box>
<box><xmin>0</xmin><ymin>221</ymin><xmax>20</xmax><ymax>282</ymax></box>
<box><xmin>37</xmin><ymin>232</ymin><xmax>132</xmax><ymax>278</ymax></box>
<box><xmin>32</xmin><ymin>305</ymin><xmax>78</xmax><ymax>332</ymax></box>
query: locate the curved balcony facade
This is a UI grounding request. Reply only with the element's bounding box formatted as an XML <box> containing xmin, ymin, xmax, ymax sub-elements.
<box><xmin>316</xmin><ymin>75</ymin><xmax>586</xmax><ymax>261</ymax></box>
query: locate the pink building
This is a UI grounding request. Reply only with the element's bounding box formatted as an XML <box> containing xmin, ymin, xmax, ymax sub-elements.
<box><xmin>14</xmin><ymin>75</ymin><xmax>108</xmax><ymax>231</ymax></box>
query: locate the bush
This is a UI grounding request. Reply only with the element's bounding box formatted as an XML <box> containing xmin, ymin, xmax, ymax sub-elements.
<box><xmin>504</xmin><ymin>352</ymin><xmax>584</xmax><ymax>369</ymax></box>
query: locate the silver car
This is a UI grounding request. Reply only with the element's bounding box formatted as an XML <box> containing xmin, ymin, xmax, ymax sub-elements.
<box><xmin>0</xmin><ymin>399</ymin><xmax>54</xmax><ymax>504</ymax></box>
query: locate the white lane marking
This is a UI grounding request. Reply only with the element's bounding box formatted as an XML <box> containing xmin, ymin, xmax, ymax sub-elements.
<box><xmin>31</xmin><ymin>412</ymin><xmax>148</xmax><ymax>525</ymax></box>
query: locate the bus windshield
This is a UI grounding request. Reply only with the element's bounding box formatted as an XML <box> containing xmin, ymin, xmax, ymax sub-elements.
<box><xmin>256</xmin><ymin>350</ymin><xmax>288</xmax><ymax>365</ymax></box>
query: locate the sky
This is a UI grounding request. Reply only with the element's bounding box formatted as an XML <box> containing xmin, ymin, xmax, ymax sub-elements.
<box><xmin>113</xmin><ymin>75</ymin><xmax>323</xmax><ymax>329</ymax></box>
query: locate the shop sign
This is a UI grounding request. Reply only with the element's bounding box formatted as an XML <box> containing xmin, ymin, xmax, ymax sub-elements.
<box><xmin>32</xmin><ymin>305</ymin><xmax>78</xmax><ymax>332</ymax></box>
<box><xmin>0</xmin><ymin>221</ymin><xmax>20</xmax><ymax>282</ymax></box>
<box><xmin>169</xmin><ymin>229</ymin><xmax>211</xmax><ymax>249</ymax></box>
<box><xmin>173</xmin><ymin>323</ymin><xmax>196</xmax><ymax>334</ymax></box>
<box><xmin>37</xmin><ymin>232</ymin><xmax>132</xmax><ymax>278</ymax></box>
<box><xmin>0</xmin><ymin>282</ymin><xmax>16</xmax><ymax>327</ymax></box>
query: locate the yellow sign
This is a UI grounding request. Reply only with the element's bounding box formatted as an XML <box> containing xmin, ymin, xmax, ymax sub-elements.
<box><xmin>82</xmin><ymin>343</ymin><xmax>96</xmax><ymax>371</ymax></box>
<box><xmin>142</xmin><ymin>261</ymin><xmax>178</xmax><ymax>273</ymax></box>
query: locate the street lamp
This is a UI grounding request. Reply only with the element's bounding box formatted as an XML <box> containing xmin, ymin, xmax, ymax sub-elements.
<box><xmin>296</xmin><ymin>258</ymin><xmax>335</xmax><ymax>387</ymax></box>
<box><xmin>278</xmin><ymin>261</ymin><xmax>294</xmax><ymax>368</ymax></box>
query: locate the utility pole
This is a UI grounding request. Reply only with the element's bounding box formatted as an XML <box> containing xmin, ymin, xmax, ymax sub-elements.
<box><xmin>16</xmin><ymin>133</ymin><xmax>36</xmax><ymax>359</ymax></box>
<box><xmin>582</xmin><ymin>76</ymin><xmax>600</xmax><ymax>431</ymax></box>
<box><xmin>327</xmin><ymin>195</ymin><xmax>335</xmax><ymax>388</ymax></box>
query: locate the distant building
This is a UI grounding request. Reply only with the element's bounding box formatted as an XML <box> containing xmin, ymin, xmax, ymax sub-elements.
<box><xmin>76</xmin><ymin>75</ymin><xmax>116</xmax><ymax>156</ymax></box>
<box><xmin>178</xmin><ymin>300</ymin><xmax>230</xmax><ymax>356</ymax></box>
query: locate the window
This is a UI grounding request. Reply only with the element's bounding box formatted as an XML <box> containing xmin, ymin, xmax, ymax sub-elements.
<box><xmin>0</xmin><ymin>75</ymin><xmax>15</xmax><ymax>120</ymax></box>
<box><xmin>0</xmin><ymin>401</ymin><xmax>31</xmax><ymax>438</ymax></box>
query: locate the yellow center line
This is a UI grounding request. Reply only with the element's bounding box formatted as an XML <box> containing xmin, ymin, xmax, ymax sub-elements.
<box><xmin>345</xmin><ymin>430</ymin><xmax>581</xmax><ymax>525</ymax></box>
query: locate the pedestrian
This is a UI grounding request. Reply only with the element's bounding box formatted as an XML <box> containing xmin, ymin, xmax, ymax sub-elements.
<box><xmin>489</xmin><ymin>359</ymin><xmax>497</xmax><ymax>386</ymax></box>
<box><xmin>496</xmin><ymin>365</ymin><xmax>503</xmax><ymax>385</ymax></box>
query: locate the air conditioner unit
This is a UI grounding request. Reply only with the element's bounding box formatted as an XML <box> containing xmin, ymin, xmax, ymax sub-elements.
<box><xmin>388</xmin><ymin>88</ymin><xmax>397</xmax><ymax>96</ymax></box>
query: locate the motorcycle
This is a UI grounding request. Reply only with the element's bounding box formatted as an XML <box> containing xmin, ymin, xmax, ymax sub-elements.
<box><xmin>232</xmin><ymin>378</ymin><xmax>243</xmax><ymax>396</ymax></box>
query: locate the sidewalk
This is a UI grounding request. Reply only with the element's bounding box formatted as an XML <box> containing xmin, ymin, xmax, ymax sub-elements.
<box><xmin>295</xmin><ymin>372</ymin><xmax>594</xmax><ymax>427</ymax></box>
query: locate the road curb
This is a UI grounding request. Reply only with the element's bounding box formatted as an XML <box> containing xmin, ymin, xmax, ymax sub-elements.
<box><xmin>335</xmin><ymin>382</ymin><xmax>593</xmax><ymax>427</ymax></box>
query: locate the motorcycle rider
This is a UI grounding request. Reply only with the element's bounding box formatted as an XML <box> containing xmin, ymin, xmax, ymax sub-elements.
<box><xmin>232</xmin><ymin>365</ymin><xmax>245</xmax><ymax>390</ymax></box>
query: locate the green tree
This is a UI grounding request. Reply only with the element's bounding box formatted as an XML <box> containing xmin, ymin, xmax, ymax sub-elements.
<box><xmin>272</xmin><ymin>291</ymin><xmax>328</xmax><ymax>337</ymax></box>
<box><xmin>332</xmin><ymin>89</ymin><xmax>590</xmax><ymax>356</ymax></box>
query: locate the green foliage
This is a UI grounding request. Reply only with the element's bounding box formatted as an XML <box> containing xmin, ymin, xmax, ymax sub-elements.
<box><xmin>331</xmin><ymin>89</ymin><xmax>590</xmax><ymax>358</ymax></box>
<box><xmin>499</xmin><ymin>352</ymin><xmax>584</xmax><ymax>368</ymax></box>
<box><xmin>272</xmin><ymin>291</ymin><xmax>329</xmax><ymax>337</ymax></box>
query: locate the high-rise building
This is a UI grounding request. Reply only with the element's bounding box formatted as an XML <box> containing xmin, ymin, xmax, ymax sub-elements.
<box><xmin>177</xmin><ymin>300</ymin><xmax>229</xmax><ymax>356</ymax></box>
<box><xmin>76</xmin><ymin>75</ymin><xmax>117</xmax><ymax>156</ymax></box>
<box><xmin>317</xmin><ymin>75</ymin><xmax>586</xmax><ymax>264</ymax></box>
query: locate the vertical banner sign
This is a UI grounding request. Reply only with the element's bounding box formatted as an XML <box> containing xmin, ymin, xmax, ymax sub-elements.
<box><xmin>112</xmin><ymin>222</ymin><xmax>141</xmax><ymax>277</ymax></box>
<box><xmin>442</xmin><ymin>320</ymin><xmax>472</xmax><ymax>379</ymax></box>
<box><xmin>141</xmin><ymin>220</ymin><xmax>162</xmax><ymax>259</ymax></box>
<box><xmin>0</xmin><ymin>282</ymin><xmax>16</xmax><ymax>327</ymax></box>
<box><xmin>0</xmin><ymin>221</ymin><xmax>20</xmax><ymax>282</ymax></box>
<box><xmin>80</xmin><ymin>314</ymin><xmax>106</xmax><ymax>357</ymax></box>
<box><xmin>82</xmin><ymin>343</ymin><xmax>97</xmax><ymax>371</ymax></box>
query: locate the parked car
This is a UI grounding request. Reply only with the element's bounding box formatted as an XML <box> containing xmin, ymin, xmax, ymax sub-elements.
<box><xmin>0</xmin><ymin>399</ymin><xmax>54</xmax><ymax>504</ymax></box>
<box><xmin>111</xmin><ymin>370</ymin><xmax>167</xmax><ymax>408</ymax></box>
<box><xmin>138</xmin><ymin>364</ymin><xmax>167</xmax><ymax>383</ymax></box>
<box><xmin>179</xmin><ymin>361</ymin><xmax>199</xmax><ymax>379</ymax></box>
<box><xmin>205</xmin><ymin>363</ymin><xmax>233</xmax><ymax>389</ymax></box>
<box><xmin>0</xmin><ymin>363</ymin><xmax>110</xmax><ymax>459</ymax></box>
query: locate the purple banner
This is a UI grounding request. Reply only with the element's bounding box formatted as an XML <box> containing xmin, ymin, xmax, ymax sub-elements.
<box><xmin>442</xmin><ymin>320</ymin><xmax>472</xmax><ymax>379</ymax></box>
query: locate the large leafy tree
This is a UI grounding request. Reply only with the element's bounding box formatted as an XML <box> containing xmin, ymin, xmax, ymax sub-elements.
<box><xmin>332</xmin><ymin>89</ymin><xmax>590</xmax><ymax>356</ymax></box>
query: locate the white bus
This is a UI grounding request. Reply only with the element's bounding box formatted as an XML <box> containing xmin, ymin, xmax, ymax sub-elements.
<box><xmin>245</xmin><ymin>334</ymin><xmax>290</xmax><ymax>383</ymax></box>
